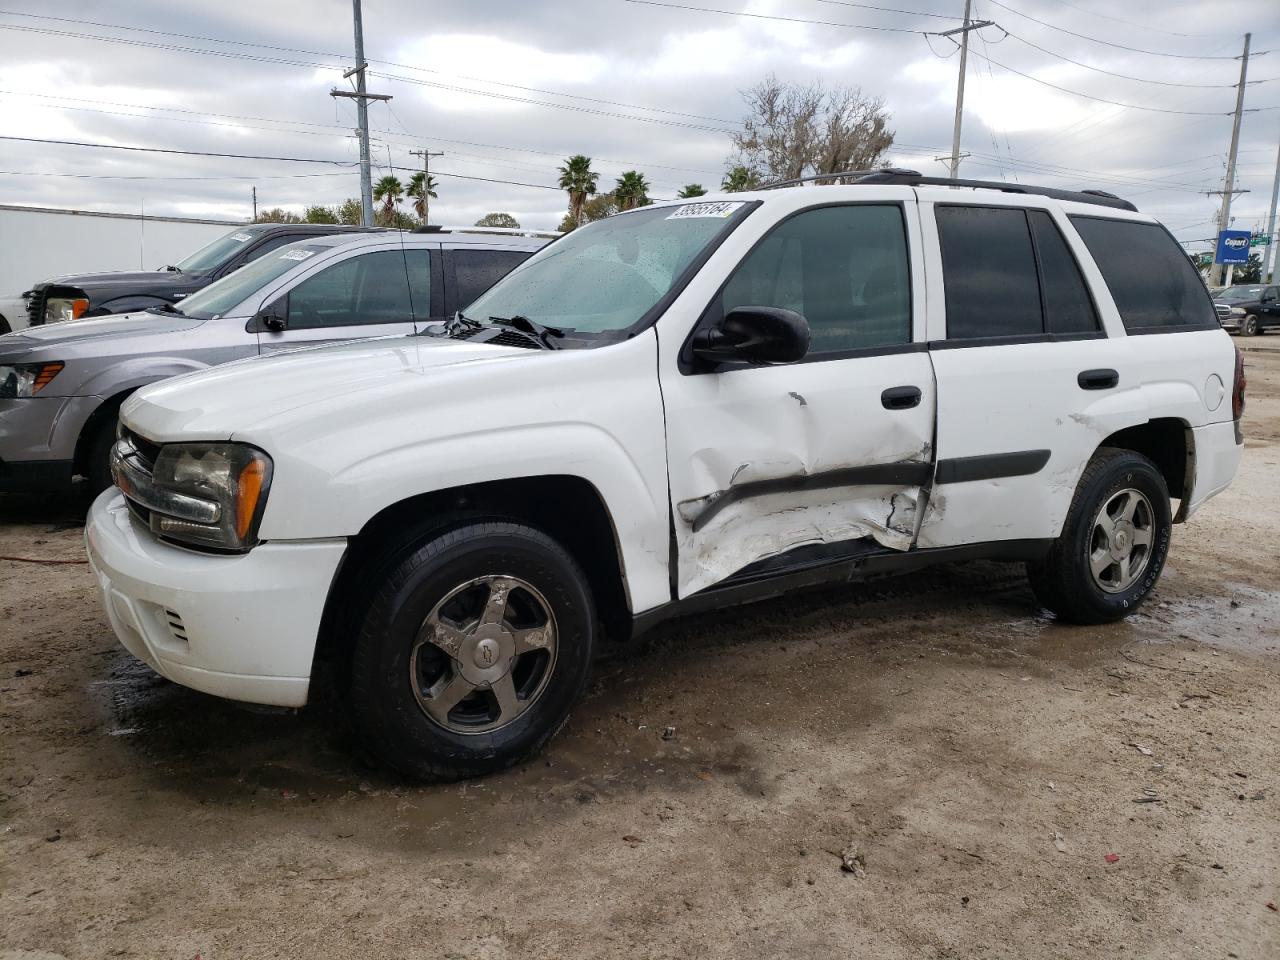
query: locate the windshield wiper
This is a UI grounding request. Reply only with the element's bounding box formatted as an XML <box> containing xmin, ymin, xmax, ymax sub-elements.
<box><xmin>145</xmin><ymin>302</ymin><xmax>186</xmax><ymax>316</ymax></box>
<box><xmin>162</xmin><ymin>264</ymin><xmax>183</xmax><ymax>273</ymax></box>
<box><xmin>488</xmin><ymin>314</ymin><xmax>565</xmax><ymax>350</ymax></box>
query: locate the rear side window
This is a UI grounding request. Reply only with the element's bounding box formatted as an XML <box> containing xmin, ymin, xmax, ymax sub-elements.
<box><xmin>719</xmin><ymin>204</ymin><xmax>912</xmax><ymax>355</ymax></box>
<box><xmin>1069</xmin><ymin>216</ymin><xmax>1216</xmax><ymax>332</ymax></box>
<box><xmin>454</xmin><ymin>250</ymin><xmax>533</xmax><ymax>309</ymax></box>
<box><xmin>936</xmin><ymin>206</ymin><xmax>1042</xmax><ymax>339</ymax></box>
<box><xmin>1028</xmin><ymin>210</ymin><xmax>1099</xmax><ymax>335</ymax></box>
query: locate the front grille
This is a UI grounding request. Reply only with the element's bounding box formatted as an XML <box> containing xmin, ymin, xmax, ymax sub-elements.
<box><xmin>116</xmin><ymin>427</ymin><xmax>160</xmax><ymax>527</ymax></box>
<box><xmin>1215</xmin><ymin>303</ymin><xmax>1232</xmax><ymax>322</ymax></box>
<box><xmin>26</xmin><ymin>287</ymin><xmax>48</xmax><ymax>327</ymax></box>
<box><xmin>121</xmin><ymin>427</ymin><xmax>161</xmax><ymax>471</ymax></box>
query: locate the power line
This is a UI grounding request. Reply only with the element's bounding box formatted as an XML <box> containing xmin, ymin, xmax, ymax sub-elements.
<box><xmin>955</xmin><ymin>43</ymin><xmax>1272</xmax><ymax>115</ymax></box>
<box><xmin>0</xmin><ymin>135</ymin><xmax>360</xmax><ymax>164</ymax></box>
<box><xmin>981</xmin><ymin>0</ymin><xmax>1270</xmax><ymax>59</ymax></box>
<box><xmin>0</xmin><ymin>169</ymin><xmax>356</xmax><ymax>181</ymax></box>
<box><xmin>811</xmin><ymin>0</ymin><xmax>959</xmax><ymax>20</ymax></box>
<box><xmin>621</xmin><ymin>0</ymin><xmax>929</xmax><ymax>33</ymax></box>
<box><xmin>1030</xmin><ymin>0</ymin><xmax>1222</xmax><ymax>39</ymax></box>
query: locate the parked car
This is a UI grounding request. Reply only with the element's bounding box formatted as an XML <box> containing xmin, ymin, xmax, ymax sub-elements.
<box><xmin>1213</xmin><ymin>283</ymin><xmax>1280</xmax><ymax>336</ymax></box>
<box><xmin>0</xmin><ymin>230</ymin><xmax>547</xmax><ymax>494</ymax></box>
<box><xmin>17</xmin><ymin>223</ymin><xmax>385</xmax><ymax>331</ymax></box>
<box><xmin>86</xmin><ymin>173</ymin><xmax>1244</xmax><ymax>781</ymax></box>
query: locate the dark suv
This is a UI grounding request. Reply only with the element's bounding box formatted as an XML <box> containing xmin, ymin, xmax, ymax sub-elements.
<box><xmin>20</xmin><ymin>223</ymin><xmax>383</xmax><ymax>329</ymax></box>
<box><xmin>1214</xmin><ymin>283</ymin><xmax>1280</xmax><ymax>336</ymax></box>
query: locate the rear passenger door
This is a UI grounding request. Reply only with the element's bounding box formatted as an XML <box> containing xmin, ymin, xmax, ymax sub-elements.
<box><xmin>918</xmin><ymin>202</ymin><xmax>1131</xmax><ymax>550</ymax></box>
<box><xmin>444</xmin><ymin>246</ymin><xmax>535</xmax><ymax>317</ymax></box>
<box><xmin>255</xmin><ymin>246</ymin><xmax>434</xmax><ymax>353</ymax></box>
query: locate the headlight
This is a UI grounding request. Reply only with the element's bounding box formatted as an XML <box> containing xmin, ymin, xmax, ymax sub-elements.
<box><xmin>44</xmin><ymin>296</ymin><xmax>90</xmax><ymax>323</ymax></box>
<box><xmin>1230</xmin><ymin>307</ymin><xmax>1246</xmax><ymax>317</ymax></box>
<box><xmin>112</xmin><ymin>440</ymin><xmax>273</xmax><ymax>552</ymax></box>
<box><xmin>0</xmin><ymin>361</ymin><xmax>64</xmax><ymax>398</ymax></box>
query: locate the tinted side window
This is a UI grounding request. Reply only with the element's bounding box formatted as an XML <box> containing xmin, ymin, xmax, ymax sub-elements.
<box><xmin>455</xmin><ymin>250</ymin><xmax>533</xmax><ymax>309</ymax></box>
<box><xmin>936</xmin><ymin>206</ymin><xmax>1042</xmax><ymax>339</ymax></box>
<box><xmin>1028</xmin><ymin>210</ymin><xmax>1099</xmax><ymax>335</ymax></box>
<box><xmin>720</xmin><ymin>204</ymin><xmax>911</xmax><ymax>355</ymax></box>
<box><xmin>1069</xmin><ymin>216</ymin><xmax>1216</xmax><ymax>332</ymax></box>
<box><xmin>240</xmin><ymin>234</ymin><xmax>301</xmax><ymax>267</ymax></box>
<box><xmin>286</xmin><ymin>250</ymin><xmax>414</xmax><ymax>329</ymax></box>
<box><xmin>403</xmin><ymin>248</ymin><xmax>432</xmax><ymax>321</ymax></box>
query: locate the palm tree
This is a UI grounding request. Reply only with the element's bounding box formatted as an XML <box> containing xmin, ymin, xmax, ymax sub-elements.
<box><xmin>557</xmin><ymin>155</ymin><xmax>598</xmax><ymax>226</ymax></box>
<box><xmin>721</xmin><ymin>166</ymin><xmax>760</xmax><ymax>192</ymax></box>
<box><xmin>613</xmin><ymin>171</ymin><xmax>650</xmax><ymax>211</ymax></box>
<box><xmin>676</xmin><ymin>183</ymin><xmax>707</xmax><ymax>198</ymax></box>
<box><xmin>373</xmin><ymin>175</ymin><xmax>403</xmax><ymax>226</ymax></box>
<box><xmin>406</xmin><ymin>172</ymin><xmax>438</xmax><ymax>224</ymax></box>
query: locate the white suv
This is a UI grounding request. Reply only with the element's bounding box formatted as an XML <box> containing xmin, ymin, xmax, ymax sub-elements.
<box><xmin>85</xmin><ymin>172</ymin><xmax>1245</xmax><ymax>781</ymax></box>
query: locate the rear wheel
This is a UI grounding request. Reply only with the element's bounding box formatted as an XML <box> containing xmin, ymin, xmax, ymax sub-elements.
<box><xmin>1027</xmin><ymin>448</ymin><xmax>1171</xmax><ymax>624</ymax></box>
<box><xmin>349</xmin><ymin>520</ymin><xmax>595</xmax><ymax>781</ymax></box>
<box><xmin>1242</xmin><ymin>314</ymin><xmax>1260</xmax><ymax>336</ymax></box>
<box><xmin>84</xmin><ymin>415</ymin><xmax>118</xmax><ymax>496</ymax></box>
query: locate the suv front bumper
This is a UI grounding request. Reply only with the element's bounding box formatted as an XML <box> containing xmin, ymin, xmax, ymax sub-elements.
<box><xmin>0</xmin><ymin>396</ymin><xmax>99</xmax><ymax>492</ymax></box>
<box><xmin>85</xmin><ymin>490</ymin><xmax>347</xmax><ymax>707</ymax></box>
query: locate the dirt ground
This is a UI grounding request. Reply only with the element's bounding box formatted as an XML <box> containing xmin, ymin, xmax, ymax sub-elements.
<box><xmin>1</xmin><ymin>341</ymin><xmax>1278</xmax><ymax>960</ymax></box>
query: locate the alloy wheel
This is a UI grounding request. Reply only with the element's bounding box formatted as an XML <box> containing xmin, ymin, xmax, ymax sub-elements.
<box><xmin>1088</xmin><ymin>488</ymin><xmax>1155</xmax><ymax>594</ymax></box>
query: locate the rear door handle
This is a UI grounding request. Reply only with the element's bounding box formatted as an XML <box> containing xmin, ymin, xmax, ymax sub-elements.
<box><xmin>1078</xmin><ymin>368</ymin><xmax>1118</xmax><ymax>390</ymax></box>
<box><xmin>881</xmin><ymin>385</ymin><xmax>922</xmax><ymax>410</ymax></box>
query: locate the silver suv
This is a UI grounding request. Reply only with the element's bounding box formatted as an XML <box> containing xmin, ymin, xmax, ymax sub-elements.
<box><xmin>0</xmin><ymin>230</ymin><xmax>548</xmax><ymax>494</ymax></box>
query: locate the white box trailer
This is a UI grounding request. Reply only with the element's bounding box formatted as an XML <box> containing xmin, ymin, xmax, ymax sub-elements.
<box><xmin>0</xmin><ymin>204</ymin><xmax>241</xmax><ymax>331</ymax></box>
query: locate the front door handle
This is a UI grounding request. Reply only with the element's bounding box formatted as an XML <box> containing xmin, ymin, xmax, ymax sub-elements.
<box><xmin>881</xmin><ymin>385</ymin><xmax>922</xmax><ymax>410</ymax></box>
<box><xmin>1078</xmin><ymin>368</ymin><xmax>1118</xmax><ymax>390</ymax></box>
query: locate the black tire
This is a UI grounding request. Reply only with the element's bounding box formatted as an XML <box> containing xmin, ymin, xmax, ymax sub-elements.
<box><xmin>349</xmin><ymin>520</ymin><xmax>595</xmax><ymax>781</ymax></box>
<box><xmin>84</xmin><ymin>414</ymin><xmax>118</xmax><ymax>496</ymax></box>
<box><xmin>1242</xmin><ymin>315</ymin><xmax>1260</xmax><ymax>336</ymax></box>
<box><xmin>1027</xmin><ymin>448</ymin><xmax>1171</xmax><ymax>625</ymax></box>
<box><xmin>0</xmin><ymin>315</ymin><xmax>11</xmax><ymax>336</ymax></box>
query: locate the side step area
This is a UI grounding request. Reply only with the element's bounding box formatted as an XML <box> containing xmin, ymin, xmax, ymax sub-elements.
<box><xmin>630</xmin><ymin>537</ymin><xmax>1053</xmax><ymax>638</ymax></box>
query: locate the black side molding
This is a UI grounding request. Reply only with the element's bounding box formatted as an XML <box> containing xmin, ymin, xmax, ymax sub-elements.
<box><xmin>934</xmin><ymin>449</ymin><xmax>1051</xmax><ymax>485</ymax></box>
<box><xmin>688</xmin><ymin>461</ymin><xmax>933</xmax><ymax>533</ymax></box>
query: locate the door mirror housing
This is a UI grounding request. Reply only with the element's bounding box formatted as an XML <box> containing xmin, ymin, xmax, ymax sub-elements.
<box><xmin>692</xmin><ymin>306</ymin><xmax>810</xmax><ymax>367</ymax></box>
<box><xmin>255</xmin><ymin>297</ymin><xmax>288</xmax><ymax>332</ymax></box>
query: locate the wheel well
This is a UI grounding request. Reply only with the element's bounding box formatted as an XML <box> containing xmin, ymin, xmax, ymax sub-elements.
<box><xmin>73</xmin><ymin>390</ymin><xmax>134</xmax><ymax>477</ymax></box>
<box><xmin>315</xmin><ymin>475</ymin><xmax>632</xmax><ymax>672</ymax></box>
<box><xmin>1099</xmin><ymin>418</ymin><xmax>1192</xmax><ymax>519</ymax></box>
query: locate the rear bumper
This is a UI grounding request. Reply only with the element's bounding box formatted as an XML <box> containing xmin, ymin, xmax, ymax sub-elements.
<box><xmin>1184</xmin><ymin>419</ymin><xmax>1243</xmax><ymax>519</ymax></box>
<box><xmin>85</xmin><ymin>490</ymin><xmax>347</xmax><ymax>707</ymax></box>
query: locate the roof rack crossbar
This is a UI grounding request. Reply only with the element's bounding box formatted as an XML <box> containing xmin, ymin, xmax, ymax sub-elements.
<box><xmin>758</xmin><ymin>168</ymin><xmax>1137</xmax><ymax>212</ymax></box>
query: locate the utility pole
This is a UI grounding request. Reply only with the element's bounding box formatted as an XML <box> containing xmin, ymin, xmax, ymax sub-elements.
<box><xmin>1264</xmin><ymin>128</ymin><xmax>1280</xmax><ymax>282</ymax></box>
<box><xmin>330</xmin><ymin>0</ymin><xmax>391</xmax><ymax>227</ymax></box>
<box><xmin>409</xmin><ymin>148</ymin><xmax>444</xmax><ymax>225</ymax></box>
<box><xmin>251</xmin><ymin>186</ymin><xmax>257</xmax><ymax>221</ymax></box>
<box><xmin>1209</xmin><ymin>33</ymin><xmax>1251</xmax><ymax>288</ymax></box>
<box><xmin>938</xmin><ymin>0</ymin><xmax>993</xmax><ymax>180</ymax></box>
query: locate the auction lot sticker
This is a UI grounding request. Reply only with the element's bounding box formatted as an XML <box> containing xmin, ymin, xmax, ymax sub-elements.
<box><xmin>279</xmin><ymin>249</ymin><xmax>316</xmax><ymax>261</ymax></box>
<box><xmin>667</xmin><ymin>201</ymin><xmax>745</xmax><ymax>219</ymax></box>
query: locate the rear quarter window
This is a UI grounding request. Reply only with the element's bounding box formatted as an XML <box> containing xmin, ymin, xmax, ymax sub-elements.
<box><xmin>1068</xmin><ymin>216</ymin><xmax>1216</xmax><ymax>333</ymax></box>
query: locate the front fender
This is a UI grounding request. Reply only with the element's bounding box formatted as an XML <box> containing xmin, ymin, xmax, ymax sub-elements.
<box><xmin>258</xmin><ymin>421</ymin><xmax>673</xmax><ymax>614</ymax></box>
<box><xmin>76</xmin><ymin>356</ymin><xmax>216</xmax><ymax>401</ymax></box>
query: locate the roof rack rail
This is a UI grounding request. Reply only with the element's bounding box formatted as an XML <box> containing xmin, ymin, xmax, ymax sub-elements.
<box><xmin>410</xmin><ymin>225</ymin><xmax>562</xmax><ymax>238</ymax></box>
<box><xmin>760</xmin><ymin>168</ymin><xmax>1137</xmax><ymax>212</ymax></box>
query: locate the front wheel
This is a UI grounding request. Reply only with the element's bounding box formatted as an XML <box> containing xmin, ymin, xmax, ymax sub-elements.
<box><xmin>1242</xmin><ymin>314</ymin><xmax>1260</xmax><ymax>336</ymax></box>
<box><xmin>349</xmin><ymin>520</ymin><xmax>595</xmax><ymax>781</ymax></box>
<box><xmin>1027</xmin><ymin>448</ymin><xmax>1172</xmax><ymax>624</ymax></box>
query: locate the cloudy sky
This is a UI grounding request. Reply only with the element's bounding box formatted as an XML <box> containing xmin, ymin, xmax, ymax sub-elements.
<box><xmin>1</xmin><ymin>0</ymin><xmax>1278</xmax><ymax>255</ymax></box>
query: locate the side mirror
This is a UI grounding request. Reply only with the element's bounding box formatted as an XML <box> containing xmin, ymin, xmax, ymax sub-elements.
<box><xmin>256</xmin><ymin>298</ymin><xmax>288</xmax><ymax>332</ymax></box>
<box><xmin>692</xmin><ymin>306</ymin><xmax>810</xmax><ymax>366</ymax></box>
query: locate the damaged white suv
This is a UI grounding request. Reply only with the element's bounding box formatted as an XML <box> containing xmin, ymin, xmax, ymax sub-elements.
<box><xmin>86</xmin><ymin>172</ymin><xmax>1245</xmax><ymax>780</ymax></box>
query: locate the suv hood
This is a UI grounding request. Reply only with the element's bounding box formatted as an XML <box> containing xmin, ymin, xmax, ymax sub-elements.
<box><xmin>124</xmin><ymin>335</ymin><xmax>542</xmax><ymax>440</ymax></box>
<box><xmin>0</xmin><ymin>311</ymin><xmax>205</xmax><ymax>360</ymax></box>
<box><xmin>42</xmin><ymin>269</ymin><xmax>188</xmax><ymax>288</ymax></box>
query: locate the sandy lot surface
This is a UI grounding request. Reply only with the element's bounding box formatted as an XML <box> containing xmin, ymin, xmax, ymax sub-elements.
<box><xmin>1</xmin><ymin>340</ymin><xmax>1278</xmax><ymax>960</ymax></box>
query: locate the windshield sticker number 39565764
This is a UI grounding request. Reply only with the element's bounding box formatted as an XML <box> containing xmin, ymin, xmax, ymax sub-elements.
<box><xmin>666</xmin><ymin>201</ymin><xmax>745</xmax><ymax>220</ymax></box>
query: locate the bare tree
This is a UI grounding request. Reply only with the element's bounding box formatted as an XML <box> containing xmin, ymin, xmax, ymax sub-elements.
<box><xmin>730</xmin><ymin>74</ymin><xmax>894</xmax><ymax>184</ymax></box>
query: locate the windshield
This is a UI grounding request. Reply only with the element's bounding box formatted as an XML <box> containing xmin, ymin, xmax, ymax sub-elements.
<box><xmin>179</xmin><ymin>242</ymin><xmax>328</xmax><ymax>319</ymax></box>
<box><xmin>1218</xmin><ymin>285</ymin><xmax>1264</xmax><ymax>301</ymax></box>
<box><xmin>464</xmin><ymin>201</ymin><xmax>752</xmax><ymax>341</ymax></box>
<box><xmin>174</xmin><ymin>225</ymin><xmax>271</xmax><ymax>274</ymax></box>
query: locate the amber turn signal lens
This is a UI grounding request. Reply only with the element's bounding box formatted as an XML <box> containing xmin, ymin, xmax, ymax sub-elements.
<box><xmin>235</xmin><ymin>458</ymin><xmax>267</xmax><ymax>539</ymax></box>
<box><xmin>71</xmin><ymin>298</ymin><xmax>90</xmax><ymax>320</ymax></box>
<box><xmin>32</xmin><ymin>362</ymin><xmax>64</xmax><ymax>394</ymax></box>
